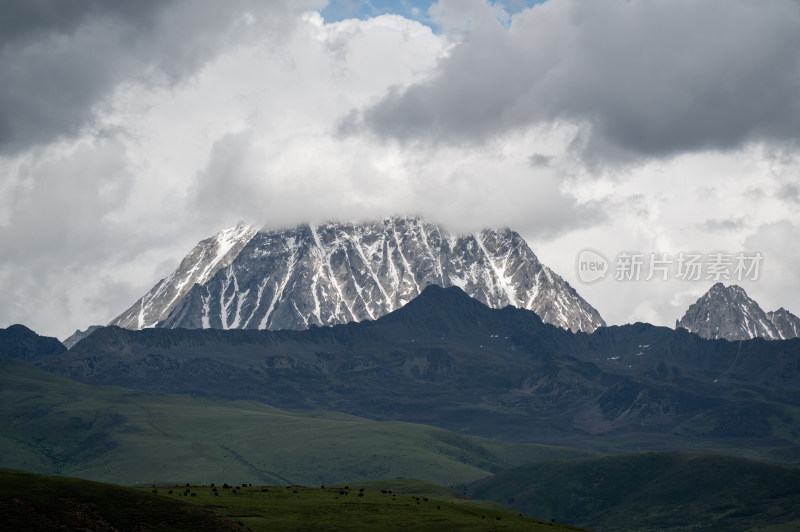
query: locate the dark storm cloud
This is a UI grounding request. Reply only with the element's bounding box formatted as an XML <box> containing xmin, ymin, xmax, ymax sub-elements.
<box><xmin>0</xmin><ymin>0</ymin><xmax>162</xmax><ymax>47</ymax></box>
<box><xmin>351</xmin><ymin>0</ymin><xmax>800</xmax><ymax>161</ymax></box>
<box><xmin>0</xmin><ymin>0</ymin><xmax>166</xmax><ymax>153</ymax></box>
<box><xmin>0</xmin><ymin>0</ymin><xmax>322</xmax><ymax>154</ymax></box>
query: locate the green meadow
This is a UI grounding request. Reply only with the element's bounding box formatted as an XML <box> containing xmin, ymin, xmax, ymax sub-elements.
<box><xmin>138</xmin><ymin>480</ymin><xmax>587</xmax><ymax>531</ymax></box>
<box><xmin>8</xmin><ymin>358</ymin><xmax>800</xmax><ymax>530</ymax></box>
<box><xmin>0</xmin><ymin>359</ymin><xmax>582</xmax><ymax>487</ymax></box>
<box><xmin>0</xmin><ymin>468</ymin><xmax>586</xmax><ymax>531</ymax></box>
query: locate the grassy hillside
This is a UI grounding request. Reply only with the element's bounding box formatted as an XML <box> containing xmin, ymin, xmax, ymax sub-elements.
<box><xmin>0</xmin><ymin>468</ymin><xmax>247</xmax><ymax>531</ymax></box>
<box><xmin>139</xmin><ymin>479</ymin><xmax>588</xmax><ymax>531</ymax></box>
<box><xmin>0</xmin><ymin>468</ymin><xmax>587</xmax><ymax>531</ymax></box>
<box><xmin>0</xmin><ymin>359</ymin><xmax>583</xmax><ymax>486</ymax></box>
<box><xmin>466</xmin><ymin>452</ymin><xmax>800</xmax><ymax>531</ymax></box>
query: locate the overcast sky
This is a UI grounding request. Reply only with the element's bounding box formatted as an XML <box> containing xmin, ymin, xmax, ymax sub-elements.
<box><xmin>1</xmin><ymin>0</ymin><xmax>798</xmax><ymax>340</ymax></box>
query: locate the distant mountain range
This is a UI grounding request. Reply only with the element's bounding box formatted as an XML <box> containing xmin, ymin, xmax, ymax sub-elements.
<box><xmin>678</xmin><ymin>283</ymin><xmax>800</xmax><ymax>341</ymax></box>
<box><xmin>109</xmin><ymin>218</ymin><xmax>605</xmax><ymax>333</ymax></box>
<box><xmin>24</xmin><ymin>285</ymin><xmax>800</xmax><ymax>462</ymax></box>
<box><xmin>101</xmin><ymin>219</ymin><xmax>798</xmax><ymax>345</ymax></box>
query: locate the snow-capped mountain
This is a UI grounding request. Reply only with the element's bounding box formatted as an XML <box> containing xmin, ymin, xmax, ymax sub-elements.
<box><xmin>676</xmin><ymin>283</ymin><xmax>800</xmax><ymax>340</ymax></box>
<box><xmin>114</xmin><ymin>217</ymin><xmax>605</xmax><ymax>333</ymax></box>
<box><xmin>110</xmin><ymin>223</ymin><xmax>257</xmax><ymax>329</ymax></box>
<box><xmin>767</xmin><ymin>308</ymin><xmax>800</xmax><ymax>340</ymax></box>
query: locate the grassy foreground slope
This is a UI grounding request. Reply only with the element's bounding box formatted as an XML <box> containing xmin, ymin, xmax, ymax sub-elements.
<box><xmin>139</xmin><ymin>480</ymin><xmax>588</xmax><ymax>532</ymax></box>
<box><xmin>0</xmin><ymin>360</ymin><xmax>583</xmax><ymax>486</ymax></box>
<box><xmin>466</xmin><ymin>452</ymin><xmax>800</xmax><ymax>531</ymax></box>
<box><xmin>0</xmin><ymin>469</ymin><xmax>586</xmax><ymax>532</ymax></box>
<box><xmin>0</xmin><ymin>469</ymin><xmax>247</xmax><ymax>531</ymax></box>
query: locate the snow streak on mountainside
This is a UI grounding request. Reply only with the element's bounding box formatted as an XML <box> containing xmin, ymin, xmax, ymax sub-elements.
<box><xmin>109</xmin><ymin>223</ymin><xmax>257</xmax><ymax>329</ymax></box>
<box><xmin>677</xmin><ymin>283</ymin><xmax>800</xmax><ymax>340</ymax></box>
<box><xmin>155</xmin><ymin>218</ymin><xmax>605</xmax><ymax>333</ymax></box>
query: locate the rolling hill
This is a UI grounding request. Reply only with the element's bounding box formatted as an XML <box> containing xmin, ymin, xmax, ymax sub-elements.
<box><xmin>0</xmin><ymin>468</ymin><xmax>247</xmax><ymax>531</ymax></box>
<box><xmin>465</xmin><ymin>452</ymin><xmax>800</xmax><ymax>531</ymax></box>
<box><xmin>0</xmin><ymin>469</ymin><xmax>586</xmax><ymax>532</ymax></box>
<box><xmin>0</xmin><ymin>359</ymin><xmax>584</xmax><ymax>487</ymax></box>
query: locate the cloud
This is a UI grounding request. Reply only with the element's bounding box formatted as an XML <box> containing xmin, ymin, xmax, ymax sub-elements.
<box><xmin>698</xmin><ymin>217</ymin><xmax>746</xmax><ymax>233</ymax></box>
<box><xmin>0</xmin><ymin>0</ymin><xmax>324</xmax><ymax>154</ymax></box>
<box><xmin>0</xmin><ymin>1</ymin><xmax>160</xmax><ymax>48</ymax></box>
<box><xmin>742</xmin><ymin>220</ymin><xmax>800</xmax><ymax>314</ymax></box>
<box><xmin>351</xmin><ymin>0</ymin><xmax>800</xmax><ymax>163</ymax></box>
<box><xmin>0</xmin><ymin>134</ymin><xmax>143</xmax><ymax>333</ymax></box>
<box><xmin>779</xmin><ymin>183</ymin><xmax>800</xmax><ymax>204</ymax></box>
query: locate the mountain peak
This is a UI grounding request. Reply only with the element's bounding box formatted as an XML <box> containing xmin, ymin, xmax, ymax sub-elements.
<box><xmin>112</xmin><ymin>218</ymin><xmax>604</xmax><ymax>334</ymax></box>
<box><xmin>767</xmin><ymin>307</ymin><xmax>800</xmax><ymax>340</ymax></box>
<box><xmin>376</xmin><ymin>285</ymin><xmax>497</xmax><ymax>331</ymax></box>
<box><xmin>386</xmin><ymin>284</ymin><xmax>495</xmax><ymax>320</ymax></box>
<box><xmin>677</xmin><ymin>283</ymin><xmax>798</xmax><ymax>341</ymax></box>
<box><xmin>707</xmin><ymin>282</ymin><xmax>747</xmax><ymax>299</ymax></box>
